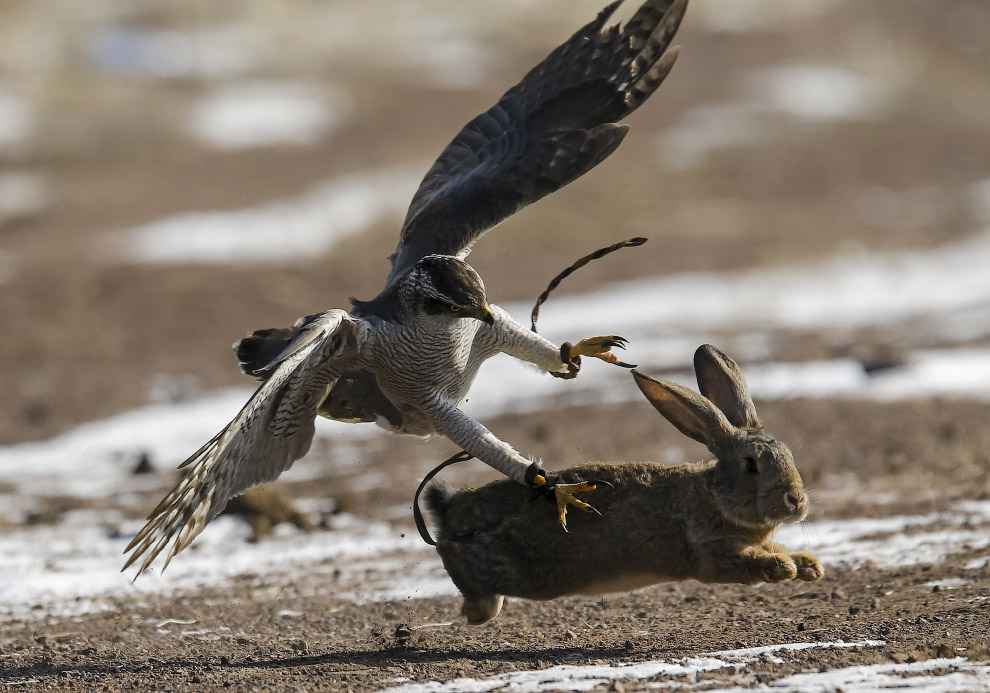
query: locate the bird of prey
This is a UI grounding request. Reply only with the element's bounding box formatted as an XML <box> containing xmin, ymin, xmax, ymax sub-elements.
<box><xmin>124</xmin><ymin>0</ymin><xmax>688</xmax><ymax>577</ymax></box>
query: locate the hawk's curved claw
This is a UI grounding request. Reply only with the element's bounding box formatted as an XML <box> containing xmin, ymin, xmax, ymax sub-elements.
<box><xmin>570</xmin><ymin>336</ymin><xmax>636</xmax><ymax>369</ymax></box>
<box><xmin>532</xmin><ymin>475</ymin><xmax>613</xmax><ymax>532</ymax></box>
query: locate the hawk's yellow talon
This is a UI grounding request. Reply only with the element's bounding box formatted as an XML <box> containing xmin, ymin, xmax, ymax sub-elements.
<box><xmin>569</xmin><ymin>335</ymin><xmax>633</xmax><ymax>367</ymax></box>
<box><xmin>552</xmin><ymin>480</ymin><xmax>603</xmax><ymax>531</ymax></box>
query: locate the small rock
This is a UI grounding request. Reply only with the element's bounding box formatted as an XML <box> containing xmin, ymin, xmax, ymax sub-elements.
<box><xmin>564</xmin><ymin>630</ymin><xmax>577</xmax><ymax>640</ymax></box>
<box><xmin>848</xmin><ymin>604</ymin><xmax>861</xmax><ymax>615</ymax></box>
<box><xmin>132</xmin><ymin>452</ymin><xmax>155</xmax><ymax>475</ymax></box>
<box><xmin>394</xmin><ymin>625</ymin><xmax>413</xmax><ymax>643</ymax></box>
<box><xmin>830</xmin><ymin>590</ymin><xmax>846</xmax><ymax>601</ymax></box>
<box><xmin>796</xmin><ymin>623</ymin><xmax>806</xmax><ymax>632</ymax></box>
<box><xmin>870</xmin><ymin>597</ymin><xmax>880</xmax><ymax>610</ymax></box>
<box><xmin>931</xmin><ymin>584</ymin><xmax>941</xmax><ymax>593</ymax></box>
<box><xmin>608</xmin><ymin>682</ymin><xmax>626</xmax><ymax>693</ymax></box>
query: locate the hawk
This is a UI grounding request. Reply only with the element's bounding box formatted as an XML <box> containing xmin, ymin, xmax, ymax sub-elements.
<box><xmin>124</xmin><ymin>0</ymin><xmax>687</xmax><ymax>576</ymax></box>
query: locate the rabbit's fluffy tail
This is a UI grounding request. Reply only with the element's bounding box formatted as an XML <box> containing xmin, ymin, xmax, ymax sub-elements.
<box><xmin>423</xmin><ymin>481</ymin><xmax>455</xmax><ymax>525</ymax></box>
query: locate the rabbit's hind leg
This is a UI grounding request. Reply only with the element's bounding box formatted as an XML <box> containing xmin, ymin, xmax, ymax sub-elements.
<box><xmin>462</xmin><ymin>594</ymin><xmax>505</xmax><ymax>625</ymax></box>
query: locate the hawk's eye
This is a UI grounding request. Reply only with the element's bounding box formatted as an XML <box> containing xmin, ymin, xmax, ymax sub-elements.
<box><xmin>745</xmin><ymin>456</ymin><xmax>758</xmax><ymax>473</ymax></box>
<box><xmin>449</xmin><ymin>305</ymin><xmax>461</xmax><ymax>313</ymax></box>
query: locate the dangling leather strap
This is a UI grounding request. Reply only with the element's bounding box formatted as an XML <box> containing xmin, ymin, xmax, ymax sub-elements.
<box><xmin>413</xmin><ymin>450</ymin><xmax>474</xmax><ymax>546</ymax></box>
<box><xmin>529</xmin><ymin>237</ymin><xmax>648</xmax><ymax>332</ymax></box>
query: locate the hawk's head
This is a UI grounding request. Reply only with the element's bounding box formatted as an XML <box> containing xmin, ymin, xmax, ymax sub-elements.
<box><xmin>402</xmin><ymin>255</ymin><xmax>494</xmax><ymax>324</ymax></box>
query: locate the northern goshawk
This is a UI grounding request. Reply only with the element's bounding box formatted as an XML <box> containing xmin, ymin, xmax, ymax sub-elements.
<box><xmin>124</xmin><ymin>0</ymin><xmax>688</xmax><ymax>576</ymax></box>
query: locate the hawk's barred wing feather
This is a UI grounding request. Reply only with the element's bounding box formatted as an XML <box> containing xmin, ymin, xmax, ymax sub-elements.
<box><xmin>123</xmin><ymin>310</ymin><xmax>364</xmax><ymax>577</ymax></box>
<box><xmin>386</xmin><ymin>0</ymin><xmax>687</xmax><ymax>283</ymax></box>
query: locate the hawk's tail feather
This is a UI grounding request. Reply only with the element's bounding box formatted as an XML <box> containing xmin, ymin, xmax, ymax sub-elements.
<box><xmin>234</xmin><ymin>327</ymin><xmax>299</xmax><ymax>381</ymax></box>
<box><xmin>123</xmin><ymin>430</ymin><xmax>228</xmax><ymax>578</ymax></box>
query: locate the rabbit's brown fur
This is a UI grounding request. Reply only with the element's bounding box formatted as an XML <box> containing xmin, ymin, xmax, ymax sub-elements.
<box><xmin>425</xmin><ymin>345</ymin><xmax>823</xmax><ymax>624</ymax></box>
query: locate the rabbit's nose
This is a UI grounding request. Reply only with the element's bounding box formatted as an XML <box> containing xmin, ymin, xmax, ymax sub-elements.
<box><xmin>785</xmin><ymin>491</ymin><xmax>806</xmax><ymax>511</ymax></box>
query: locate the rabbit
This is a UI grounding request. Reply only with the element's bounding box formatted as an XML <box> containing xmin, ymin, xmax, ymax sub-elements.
<box><xmin>423</xmin><ymin>344</ymin><xmax>823</xmax><ymax>625</ymax></box>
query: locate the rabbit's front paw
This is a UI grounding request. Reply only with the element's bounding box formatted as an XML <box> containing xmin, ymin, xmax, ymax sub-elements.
<box><xmin>757</xmin><ymin>555</ymin><xmax>798</xmax><ymax>583</ymax></box>
<box><xmin>791</xmin><ymin>552</ymin><xmax>824</xmax><ymax>581</ymax></box>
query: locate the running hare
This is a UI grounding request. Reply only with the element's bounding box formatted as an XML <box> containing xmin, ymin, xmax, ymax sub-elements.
<box><xmin>424</xmin><ymin>345</ymin><xmax>822</xmax><ymax>624</ymax></box>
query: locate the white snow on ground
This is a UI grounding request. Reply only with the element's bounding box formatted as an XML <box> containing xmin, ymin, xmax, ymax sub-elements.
<box><xmin>708</xmin><ymin>658</ymin><xmax>990</xmax><ymax>693</ymax></box>
<box><xmin>188</xmin><ymin>81</ymin><xmax>350</xmax><ymax>149</ymax></box>
<box><xmin>758</xmin><ymin>65</ymin><xmax>876</xmax><ymax>121</ymax></box>
<box><xmin>529</xmin><ymin>231</ymin><xmax>990</xmax><ymax>343</ymax></box>
<box><xmin>2</xmin><ymin>488</ymin><xmax>987</xmax><ymax>621</ymax></box>
<box><xmin>0</xmin><ymin>388</ymin><xmax>258</xmax><ymax>501</ymax></box>
<box><xmin>709</xmin><ymin>640</ymin><xmax>886</xmax><ymax>666</ymax></box>
<box><xmin>775</xmin><ymin>501</ymin><xmax>990</xmax><ymax>568</ymax></box>
<box><xmin>379</xmin><ymin>641</ymin><xmax>885</xmax><ymax>693</ymax></box>
<box><xmin>0</xmin><ymin>387</ymin><xmax>388</xmax><ymax>505</ymax></box>
<box><xmin>0</xmin><ymin>510</ymin><xmax>448</xmax><ymax>621</ymax></box>
<box><xmin>516</xmin><ymin>232</ymin><xmax>990</xmax><ymax>375</ymax></box>
<box><xmin>117</xmin><ymin>165</ymin><xmax>420</xmax><ymax>265</ymax></box>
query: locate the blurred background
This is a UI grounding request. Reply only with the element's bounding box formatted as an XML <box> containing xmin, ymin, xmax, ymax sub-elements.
<box><xmin>2</xmin><ymin>0</ymin><xmax>989</xmax><ymax>444</ymax></box>
<box><xmin>1</xmin><ymin>0</ymin><xmax>990</xmax><ymax>614</ymax></box>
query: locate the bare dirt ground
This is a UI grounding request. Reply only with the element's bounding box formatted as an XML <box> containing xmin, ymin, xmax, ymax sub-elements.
<box><xmin>2</xmin><ymin>399</ymin><xmax>989</xmax><ymax>691</ymax></box>
<box><xmin>2</xmin><ymin>559</ymin><xmax>989</xmax><ymax>692</ymax></box>
<box><xmin>2</xmin><ymin>0</ymin><xmax>990</xmax><ymax>690</ymax></box>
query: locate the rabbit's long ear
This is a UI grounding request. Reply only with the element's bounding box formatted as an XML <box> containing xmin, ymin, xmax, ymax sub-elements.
<box><xmin>632</xmin><ymin>370</ymin><xmax>735</xmax><ymax>455</ymax></box>
<box><xmin>693</xmin><ymin>345</ymin><xmax>762</xmax><ymax>431</ymax></box>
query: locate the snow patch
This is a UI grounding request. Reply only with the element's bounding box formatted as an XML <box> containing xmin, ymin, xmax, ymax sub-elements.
<box><xmin>727</xmin><ymin>658</ymin><xmax>990</xmax><ymax>693</ymax></box>
<box><xmin>0</xmin><ymin>512</ymin><xmax>445</xmax><ymax>621</ymax></box>
<box><xmin>776</xmin><ymin>503</ymin><xmax>990</xmax><ymax>568</ymax></box>
<box><xmin>117</xmin><ymin>166</ymin><xmax>420</xmax><ymax>265</ymax></box>
<box><xmin>758</xmin><ymin>65</ymin><xmax>876</xmax><ymax>121</ymax></box>
<box><xmin>188</xmin><ymin>81</ymin><xmax>350</xmax><ymax>150</ymax></box>
<box><xmin>379</xmin><ymin>641</ymin><xmax>884</xmax><ymax>693</ymax></box>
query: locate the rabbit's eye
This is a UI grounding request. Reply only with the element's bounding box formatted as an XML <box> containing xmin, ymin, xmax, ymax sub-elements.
<box><xmin>745</xmin><ymin>456</ymin><xmax>758</xmax><ymax>473</ymax></box>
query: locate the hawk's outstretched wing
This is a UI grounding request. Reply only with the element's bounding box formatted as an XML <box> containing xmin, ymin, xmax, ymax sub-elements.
<box><xmin>386</xmin><ymin>0</ymin><xmax>687</xmax><ymax>284</ymax></box>
<box><xmin>123</xmin><ymin>310</ymin><xmax>364</xmax><ymax>577</ymax></box>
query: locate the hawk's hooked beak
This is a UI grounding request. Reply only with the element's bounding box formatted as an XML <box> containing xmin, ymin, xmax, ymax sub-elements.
<box><xmin>478</xmin><ymin>304</ymin><xmax>495</xmax><ymax>325</ymax></box>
